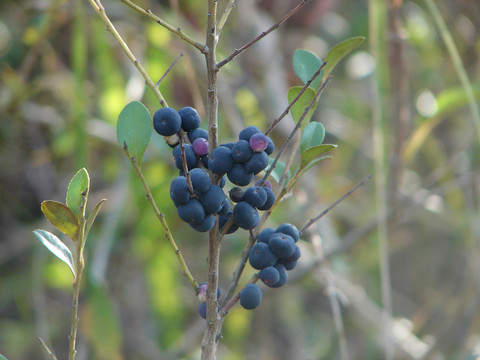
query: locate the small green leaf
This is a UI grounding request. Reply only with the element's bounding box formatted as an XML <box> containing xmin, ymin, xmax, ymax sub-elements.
<box><xmin>0</xmin><ymin>354</ymin><xmax>8</xmax><ymax>360</ymax></box>
<box><xmin>301</xmin><ymin>121</ymin><xmax>326</xmax><ymax>153</ymax></box>
<box><xmin>287</xmin><ymin>86</ymin><xmax>318</xmax><ymax>129</ymax></box>
<box><xmin>301</xmin><ymin>144</ymin><xmax>338</xmax><ymax>168</ymax></box>
<box><xmin>117</xmin><ymin>101</ymin><xmax>152</xmax><ymax>165</ymax></box>
<box><xmin>41</xmin><ymin>201</ymin><xmax>79</xmax><ymax>241</ymax></box>
<box><xmin>266</xmin><ymin>158</ymin><xmax>290</xmax><ymax>184</ymax></box>
<box><xmin>85</xmin><ymin>199</ymin><xmax>107</xmax><ymax>239</ymax></box>
<box><xmin>293</xmin><ymin>49</ymin><xmax>324</xmax><ymax>89</ymax></box>
<box><xmin>66</xmin><ymin>168</ymin><xmax>90</xmax><ymax>216</ymax></box>
<box><xmin>322</xmin><ymin>36</ymin><xmax>365</xmax><ymax>81</ymax></box>
<box><xmin>33</xmin><ymin>229</ymin><xmax>76</xmax><ymax>279</ymax></box>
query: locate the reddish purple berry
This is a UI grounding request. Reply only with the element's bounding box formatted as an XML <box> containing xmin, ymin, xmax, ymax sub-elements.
<box><xmin>249</xmin><ymin>133</ymin><xmax>269</xmax><ymax>152</ymax></box>
<box><xmin>193</xmin><ymin>138</ymin><xmax>209</xmax><ymax>156</ymax></box>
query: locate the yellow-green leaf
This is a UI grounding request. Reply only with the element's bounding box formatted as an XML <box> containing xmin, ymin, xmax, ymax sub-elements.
<box><xmin>287</xmin><ymin>86</ymin><xmax>318</xmax><ymax>129</ymax></box>
<box><xmin>322</xmin><ymin>36</ymin><xmax>365</xmax><ymax>81</ymax></box>
<box><xmin>41</xmin><ymin>201</ymin><xmax>79</xmax><ymax>241</ymax></box>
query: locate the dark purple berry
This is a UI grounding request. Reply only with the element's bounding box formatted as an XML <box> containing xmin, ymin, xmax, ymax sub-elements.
<box><xmin>254</xmin><ymin>179</ymin><xmax>273</xmax><ymax>190</ymax></box>
<box><xmin>229</xmin><ymin>186</ymin><xmax>245</xmax><ymax>203</ymax></box>
<box><xmin>260</xmin><ymin>266</ymin><xmax>281</xmax><ymax>287</ymax></box>
<box><xmin>178</xmin><ymin>106</ymin><xmax>201</xmax><ymax>131</ymax></box>
<box><xmin>240</xmin><ymin>284</ymin><xmax>262</xmax><ymax>310</ymax></box>
<box><xmin>190</xmin><ymin>213</ymin><xmax>216</xmax><ymax>232</ymax></box>
<box><xmin>170</xmin><ymin>176</ymin><xmax>191</xmax><ymax>207</ymax></box>
<box><xmin>233</xmin><ymin>201</ymin><xmax>259</xmax><ymax>229</ymax></box>
<box><xmin>198</xmin><ymin>302</ymin><xmax>207</xmax><ymax>319</ymax></box>
<box><xmin>249</xmin><ymin>242</ymin><xmax>277</xmax><ymax>270</ymax></box>
<box><xmin>177</xmin><ymin>199</ymin><xmax>205</xmax><ymax>224</ymax></box>
<box><xmin>219</xmin><ymin>213</ymin><xmax>239</xmax><ymax>234</ymax></box>
<box><xmin>153</xmin><ymin>107</ymin><xmax>181</xmax><ymax>136</ymax></box>
<box><xmin>268</xmin><ymin>233</ymin><xmax>296</xmax><ymax>258</ymax></box>
<box><xmin>220</xmin><ymin>142</ymin><xmax>235</xmax><ymax>150</ymax></box>
<box><xmin>257</xmin><ymin>227</ymin><xmax>275</xmax><ymax>244</ymax></box>
<box><xmin>275</xmin><ymin>223</ymin><xmax>300</xmax><ymax>242</ymax></box>
<box><xmin>188</xmin><ymin>128</ymin><xmax>209</xmax><ymax>143</ymax></box>
<box><xmin>189</xmin><ymin>168</ymin><xmax>210</xmax><ymax>194</ymax></box>
<box><xmin>271</xmin><ymin>263</ymin><xmax>288</xmax><ymax>288</ymax></box>
<box><xmin>208</xmin><ymin>147</ymin><xmax>234</xmax><ymax>175</ymax></box>
<box><xmin>265</xmin><ymin>137</ymin><xmax>275</xmax><ymax>155</ymax></box>
<box><xmin>173</xmin><ymin>144</ymin><xmax>197</xmax><ymax>170</ymax></box>
<box><xmin>217</xmin><ymin>198</ymin><xmax>231</xmax><ymax>216</ymax></box>
<box><xmin>219</xmin><ymin>176</ymin><xmax>226</xmax><ymax>188</ymax></box>
<box><xmin>193</xmin><ymin>138</ymin><xmax>209</xmax><ymax>156</ymax></box>
<box><xmin>227</xmin><ymin>163</ymin><xmax>254</xmax><ymax>186</ymax></box>
<box><xmin>231</xmin><ymin>140</ymin><xmax>253</xmax><ymax>163</ymax></box>
<box><xmin>257</xmin><ymin>187</ymin><xmax>275</xmax><ymax>211</ymax></box>
<box><xmin>245</xmin><ymin>151</ymin><xmax>269</xmax><ymax>174</ymax></box>
<box><xmin>243</xmin><ymin>186</ymin><xmax>267</xmax><ymax>208</ymax></box>
<box><xmin>249</xmin><ymin>133</ymin><xmax>269</xmax><ymax>152</ymax></box>
<box><xmin>239</xmin><ymin>126</ymin><xmax>261</xmax><ymax>142</ymax></box>
<box><xmin>199</xmin><ymin>185</ymin><xmax>226</xmax><ymax>214</ymax></box>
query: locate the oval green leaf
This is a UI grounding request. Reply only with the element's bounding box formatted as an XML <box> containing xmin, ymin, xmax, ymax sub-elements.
<box><xmin>323</xmin><ymin>36</ymin><xmax>365</xmax><ymax>81</ymax></box>
<box><xmin>33</xmin><ymin>229</ymin><xmax>76</xmax><ymax>279</ymax></box>
<box><xmin>287</xmin><ymin>86</ymin><xmax>318</xmax><ymax>129</ymax></box>
<box><xmin>41</xmin><ymin>201</ymin><xmax>79</xmax><ymax>241</ymax></box>
<box><xmin>293</xmin><ymin>49</ymin><xmax>324</xmax><ymax>90</ymax></box>
<box><xmin>66</xmin><ymin>168</ymin><xmax>90</xmax><ymax>216</ymax></box>
<box><xmin>117</xmin><ymin>101</ymin><xmax>152</xmax><ymax>165</ymax></box>
<box><xmin>300</xmin><ymin>144</ymin><xmax>338</xmax><ymax>168</ymax></box>
<box><xmin>0</xmin><ymin>355</ymin><xmax>8</xmax><ymax>360</ymax></box>
<box><xmin>301</xmin><ymin>121</ymin><xmax>326</xmax><ymax>153</ymax></box>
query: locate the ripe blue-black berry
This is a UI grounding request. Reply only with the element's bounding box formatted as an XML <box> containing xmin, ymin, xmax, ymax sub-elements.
<box><xmin>198</xmin><ymin>301</ymin><xmax>220</xmax><ymax>319</ymax></box>
<box><xmin>220</xmin><ymin>142</ymin><xmax>235</xmax><ymax>150</ymax></box>
<box><xmin>275</xmin><ymin>223</ymin><xmax>300</xmax><ymax>242</ymax></box>
<box><xmin>268</xmin><ymin>233</ymin><xmax>296</xmax><ymax>258</ymax></box>
<box><xmin>249</xmin><ymin>242</ymin><xmax>277</xmax><ymax>270</ymax></box>
<box><xmin>153</xmin><ymin>107</ymin><xmax>181</xmax><ymax>136</ymax></box>
<box><xmin>249</xmin><ymin>133</ymin><xmax>269</xmax><ymax>152</ymax></box>
<box><xmin>189</xmin><ymin>168</ymin><xmax>210</xmax><ymax>194</ymax></box>
<box><xmin>200</xmin><ymin>155</ymin><xmax>209</xmax><ymax>168</ymax></box>
<box><xmin>229</xmin><ymin>186</ymin><xmax>245</xmax><ymax>203</ymax></box>
<box><xmin>173</xmin><ymin>144</ymin><xmax>197</xmax><ymax>170</ymax></box>
<box><xmin>231</xmin><ymin>140</ymin><xmax>253</xmax><ymax>163</ymax></box>
<box><xmin>271</xmin><ymin>263</ymin><xmax>288</xmax><ymax>288</ymax></box>
<box><xmin>233</xmin><ymin>201</ymin><xmax>259</xmax><ymax>229</ymax></box>
<box><xmin>187</xmin><ymin>128</ymin><xmax>208</xmax><ymax>143</ymax></box>
<box><xmin>208</xmin><ymin>147</ymin><xmax>234</xmax><ymax>175</ymax></box>
<box><xmin>190</xmin><ymin>213</ymin><xmax>216</xmax><ymax>232</ymax></box>
<box><xmin>219</xmin><ymin>213</ymin><xmax>239</xmax><ymax>234</ymax></box>
<box><xmin>257</xmin><ymin>227</ymin><xmax>275</xmax><ymax>244</ymax></box>
<box><xmin>170</xmin><ymin>176</ymin><xmax>191</xmax><ymax>207</ymax></box>
<box><xmin>245</xmin><ymin>151</ymin><xmax>269</xmax><ymax>174</ymax></box>
<box><xmin>217</xmin><ymin>198</ymin><xmax>231</xmax><ymax>216</ymax></box>
<box><xmin>199</xmin><ymin>185</ymin><xmax>225</xmax><ymax>214</ymax></box>
<box><xmin>192</xmin><ymin>138</ymin><xmax>209</xmax><ymax>156</ymax></box>
<box><xmin>240</xmin><ymin>283</ymin><xmax>262</xmax><ymax>310</ymax></box>
<box><xmin>257</xmin><ymin>187</ymin><xmax>275</xmax><ymax>211</ymax></box>
<box><xmin>265</xmin><ymin>137</ymin><xmax>275</xmax><ymax>155</ymax></box>
<box><xmin>277</xmin><ymin>258</ymin><xmax>297</xmax><ymax>270</ymax></box>
<box><xmin>178</xmin><ymin>106</ymin><xmax>201</xmax><ymax>131</ymax></box>
<box><xmin>239</xmin><ymin>126</ymin><xmax>261</xmax><ymax>142</ymax></box>
<box><xmin>219</xmin><ymin>176</ymin><xmax>226</xmax><ymax>188</ymax></box>
<box><xmin>227</xmin><ymin>163</ymin><xmax>254</xmax><ymax>186</ymax></box>
<box><xmin>177</xmin><ymin>199</ymin><xmax>205</xmax><ymax>224</ymax></box>
<box><xmin>260</xmin><ymin>266</ymin><xmax>281</xmax><ymax>287</ymax></box>
<box><xmin>243</xmin><ymin>186</ymin><xmax>267</xmax><ymax>208</ymax></box>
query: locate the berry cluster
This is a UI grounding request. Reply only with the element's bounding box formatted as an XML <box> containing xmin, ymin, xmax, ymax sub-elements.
<box><xmin>238</xmin><ymin>223</ymin><xmax>301</xmax><ymax>310</ymax></box>
<box><xmin>170</xmin><ymin>168</ymin><xmax>229</xmax><ymax>232</ymax></box>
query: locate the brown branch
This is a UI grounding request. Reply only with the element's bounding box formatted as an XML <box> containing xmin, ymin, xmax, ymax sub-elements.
<box><xmin>217</xmin><ymin>0</ymin><xmax>310</xmax><ymax>68</ymax></box>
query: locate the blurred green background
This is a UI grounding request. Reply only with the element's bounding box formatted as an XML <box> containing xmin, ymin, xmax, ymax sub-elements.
<box><xmin>1</xmin><ymin>0</ymin><xmax>479</xmax><ymax>359</ymax></box>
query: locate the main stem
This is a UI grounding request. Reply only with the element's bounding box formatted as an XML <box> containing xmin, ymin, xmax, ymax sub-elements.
<box><xmin>201</xmin><ymin>1</ymin><xmax>220</xmax><ymax>359</ymax></box>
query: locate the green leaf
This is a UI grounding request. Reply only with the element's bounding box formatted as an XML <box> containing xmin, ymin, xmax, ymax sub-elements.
<box><xmin>83</xmin><ymin>286</ymin><xmax>122</xmax><ymax>359</ymax></box>
<box><xmin>85</xmin><ymin>199</ymin><xmax>107</xmax><ymax>240</ymax></box>
<box><xmin>116</xmin><ymin>101</ymin><xmax>152</xmax><ymax>165</ymax></box>
<box><xmin>266</xmin><ymin>158</ymin><xmax>290</xmax><ymax>184</ymax></box>
<box><xmin>33</xmin><ymin>229</ymin><xmax>76</xmax><ymax>279</ymax></box>
<box><xmin>301</xmin><ymin>121</ymin><xmax>326</xmax><ymax>153</ymax></box>
<box><xmin>322</xmin><ymin>36</ymin><xmax>365</xmax><ymax>81</ymax></box>
<box><xmin>300</xmin><ymin>144</ymin><xmax>338</xmax><ymax>168</ymax></box>
<box><xmin>41</xmin><ymin>201</ymin><xmax>79</xmax><ymax>241</ymax></box>
<box><xmin>287</xmin><ymin>86</ymin><xmax>318</xmax><ymax>129</ymax></box>
<box><xmin>0</xmin><ymin>355</ymin><xmax>8</xmax><ymax>360</ymax></box>
<box><xmin>66</xmin><ymin>168</ymin><xmax>90</xmax><ymax>216</ymax></box>
<box><xmin>293</xmin><ymin>49</ymin><xmax>324</xmax><ymax>89</ymax></box>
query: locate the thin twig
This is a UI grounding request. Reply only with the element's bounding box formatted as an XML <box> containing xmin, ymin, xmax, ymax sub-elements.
<box><xmin>86</xmin><ymin>0</ymin><xmax>168</xmax><ymax>107</ymax></box>
<box><xmin>39</xmin><ymin>337</ymin><xmax>58</xmax><ymax>360</ymax></box>
<box><xmin>265</xmin><ymin>62</ymin><xmax>326</xmax><ymax>136</ymax></box>
<box><xmin>217</xmin><ymin>0</ymin><xmax>237</xmax><ymax>35</ymax></box>
<box><xmin>262</xmin><ymin>77</ymin><xmax>329</xmax><ymax>185</ymax></box>
<box><xmin>217</xmin><ymin>0</ymin><xmax>310</xmax><ymax>68</ymax></box>
<box><xmin>121</xmin><ymin>0</ymin><xmax>208</xmax><ymax>54</ymax></box>
<box><xmin>122</xmin><ymin>145</ymin><xmax>198</xmax><ymax>290</ymax></box>
<box><xmin>299</xmin><ymin>175</ymin><xmax>372</xmax><ymax>235</ymax></box>
<box><xmin>157</xmin><ymin>53</ymin><xmax>184</xmax><ymax>86</ymax></box>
